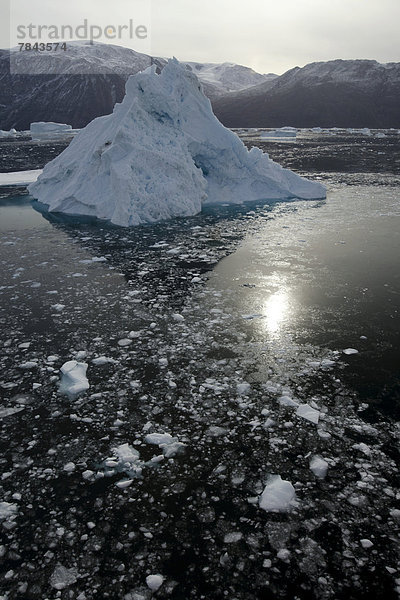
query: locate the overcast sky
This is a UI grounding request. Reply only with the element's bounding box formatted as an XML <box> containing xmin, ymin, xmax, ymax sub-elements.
<box><xmin>2</xmin><ymin>0</ymin><xmax>400</xmax><ymax>74</ymax></box>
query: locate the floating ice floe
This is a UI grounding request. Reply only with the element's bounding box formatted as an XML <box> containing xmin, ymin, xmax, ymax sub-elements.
<box><xmin>224</xmin><ymin>532</ymin><xmax>243</xmax><ymax>543</ymax></box>
<box><xmin>18</xmin><ymin>361</ymin><xmax>38</xmax><ymax>369</ymax></box>
<box><xmin>0</xmin><ymin>501</ymin><xmax>18</xmax><ymax>522</ymax></box>
<box><xmin>146</xmin><ymin>574</ymin><xmax>164</xmax><ymax>591</ymax></box>
<box><xmin>259</xmin><ymin>475</ymin><xmax>296</xmax><ymax>512</ymax></box>
<box><xmin>309</xmin><ymin>456</ymin><xmax>329</xmax><ymax>479</ymax></box>
<box><xmin>91</xmin><ymin>356</ymin><xmax>117</xmax><ymax>365</ymax></box>
<box><xmin>114</xmin><ymin>443</ymin><xmax>141</xmax><ymax>465</ymax></box>
<box><xmin>237</xmin><ymin>382</ymin><xmax>251</xmax><ymax>395</ymax></box>
<box><xmin>63</xmin><ymin>462</ymin><xmax>76</xmax><ymax>473</ymax></box>
<box><xmin>0</xmin><ymin>406</ymin><xmax>25</xmax><ymax>419</ymax></box>
<box><xmin>30</xmin><ymin>122</ymin><xmax>74</xmax><ymax>141</ymax></box>
<box><xmin>0</xmin><ymin>128</ymin><xmax>17</xmax><ymax>138</ymax></box>
<box><xmin>260</xmin><ymin>127</ymin><xmax>297</xmax><ymax>139</ymax></box>
<box><xmin>144</xmin><ymin>432</ymin><xmax>186</xmax><ymax>457</ymax></box>
<box><xmin>296</xmin><ymin>404</ymin><xmax>320</xmax><ymax>424</ymax></box>
<box><xmin>0</xmin><ymin>170</ymin><xmax>42</xmax><ymax>186</ymax></box>
<box><xmin>50</xmin><ymin>565</ymin><xmax>78</xmax><ymax>590</ymax></box>
<box><xmin>352</xmin><ymin>442</ymin><xmax>371</xmax><ymax>456</ymax></box>
<box><xmin>59</xmin><ymin>360</ymin><xmax>89</xmax><ymax>397</ymax></box>
<box><xmin>278</xmin><ymin>395</ymin><xmax>298</xmax><ymax>407</ymax></box>
<box><xmin>28</xmin><ymin>59</ymin><xmax>325</xmax><ymax>226</ymax></box>
<box><xmin>343</xmin><ymin>348</ymin><xmax>359</xmax><ymax>355</ymax></box>
<box><xmin>103</xmin><ymin>443</ymin><xmax>144</xmax><ymax>484</ymax></box>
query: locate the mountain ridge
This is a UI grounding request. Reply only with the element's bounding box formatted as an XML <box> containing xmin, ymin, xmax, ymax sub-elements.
<box><xmin>0</xmin><ymin>42</ymin><xmax>274</xmax><ymax>130</ymax></box>
<box><xmin>212</xmin><ymin>59</ymin><xmax>400</xmax><ymax>128</ymax></box>
<box><xmin>1</xmin><ymin>45</ymin><xmax>399</xmax><ymax>130</ymax></box>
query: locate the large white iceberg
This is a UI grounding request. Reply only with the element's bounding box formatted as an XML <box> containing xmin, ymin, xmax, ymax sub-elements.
<box><xmin>28</xmin><ymin>59</ymin><xmax>325</xmax><ymax>227</ymax></box>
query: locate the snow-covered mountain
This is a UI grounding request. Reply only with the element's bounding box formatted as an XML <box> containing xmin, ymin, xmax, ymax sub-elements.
<box><xmin>187</xmin><ymin>61</ymin><xmax>276</xmax><ymax>99</ymax></box>
<box><xmin>0</xmin><ymin>42</ymin><xmax>164</xmax><ymax>130</ymax></box>
<box><xmin>0</xmin><ymin>41</ymin><xmax>274</xmax><ymax>130</ymax></box>
<box><xmin>213</xmin><ymin>59</ymin><xmax>400</xmax><ymax>128</ymax></box>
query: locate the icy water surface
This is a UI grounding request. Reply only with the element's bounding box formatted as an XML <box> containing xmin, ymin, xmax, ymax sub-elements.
<box><xmin>0</xmin><ymin>132</ymin><xmax>399</xmax><ymax>600</ymax></box>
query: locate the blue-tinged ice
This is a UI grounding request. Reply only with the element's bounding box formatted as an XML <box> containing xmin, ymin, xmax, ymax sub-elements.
<box><xmin>29</xmin><ymin>59</ymin><xmax>326</xmax><ymax>227</ymax></box>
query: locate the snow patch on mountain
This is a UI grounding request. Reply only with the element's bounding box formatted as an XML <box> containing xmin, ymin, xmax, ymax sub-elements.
<box><xmin>188</xmin><ymin>61</ymin><xmax>276</xmax><ymax>98</ymax></box>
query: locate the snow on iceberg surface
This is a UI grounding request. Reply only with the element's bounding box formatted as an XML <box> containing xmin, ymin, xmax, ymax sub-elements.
<box><xmin>28</xmin><ymin>59</ymin><xmax>326</xmax><ymax>227</ymax></box>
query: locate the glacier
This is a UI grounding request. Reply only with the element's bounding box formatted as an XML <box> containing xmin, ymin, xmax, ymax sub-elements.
<box><xmin>28</xmin><ymin>59</ymin><xmax>325</xmax><ymax>227</ymax></box>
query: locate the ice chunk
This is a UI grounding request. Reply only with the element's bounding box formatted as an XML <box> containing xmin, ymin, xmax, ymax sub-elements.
<box><xmin>91</xmin><ymin>356</ymin><xmax>116</xmax><ymax>365</ymax></box>
<box><xmin>261</xmin><ymin>128</ymin><xmax>297</xmax><ymax>139</ymax></box>
<box><xmin>309</xmin><ymin>456</ymin><xmax>328</xmax><ymax>479</ymax></box>
<box><xmin>343</xmin><ymin>348</ymin><xmax>359</xmax><ymax>355</ymax></box>
<box><xmin>118</xmin><ymin>338</ymin><xmax>132</xmax><ymax>347</ymax></box>
<box><xmin>63</xmin><ymin>462</ymin><xmax>76</xmax><ymax>473</ymax></box>
<box><xmin>278</xmin><ymin>395</ymin><xmax>298</xmax><ymax>407</ymax></box>
<box><xmin>296</xmin><ymin>404</ymin><xmax>320</xmax><ymax>424</ymax></box>
<box><xmin>30</xmin><ymin>121</ymin><xmax>72</xmax><ymax>134</ymax></box>
<box><xmin>29</xmin><ymin>60</ymin><xmax>325</xmax><ymax>227</ymax></box>
<box><xmin>59</xmin><ymin>361</ymin><xmax>89</xmax><ymax>397</ymax></box>
<box><xmin>352</xmin><ymin>442</ymin><xmax>371</xmax><ymax>456</ymax></box>
<box><xmin>146</xmin><ymin>574</ymin><xmax>164</xmax><ymax>591</ymax></box>
<box><xmin>206</xmin><ymin>425</ymin><xmax>228</xmax><ymax>437</ymax></box>
<box><xmin>277</xmin><ymin>548</ymin><xmax>291</xmax><ymax>562</ymax></box>
<box><xmin>172</xmin><ymin>313</ymin><xmax>185</xmax><ymax>322</ymax></box>
<box><xmin>115</xmin><ymin>479</ymin><xmax>134</xmax><ymax>489</ymax></box>
<box><xmin>259</xmin><ymin>475</ymin><xmax>296</xmax><ymax>512</ymax></box>
<box><xmin>0</xmin><ymin>170</ymin><xmax>42</xmax><ymax>187</ymax></box>
<box><xmin>389</xmin><ymin>509</ymin><xmax>400</xmax><ymax>521</ymax></box>
<box><xmin>237</xmin><ymin>382</ymin><xmax>251</xmax><ymax>395</ymax></box>
<box><xmin>18</xmin><ymin>361</ymin><xmax>38</xmax><ymax>369</ymax></box>
<box><xmin>30</xmin><ymin>122</ymin><xmax>73</xmax><ymax>141</ymax></box>
<box><xmin>0</xmin><ymin>129</ymin><xmax>17</xmax><ymax>138</ymax></box>
<box><xmin>50</xmin><ymin>565</ymin><xmax>78</xmax><ymax>590</ymax></box>
<box><xmin>145</xmin><ymin>433</ymin><xmax>175</xmax><ymax>445</ymax></box>
<box><xmin>0</xmin><ymin>502</ymin><xmax>18</xmax><ymax>521</ymax></box>
<box><xmin>145</xmin><ymin>433</ymin><xmax>186</xmax><ymax>457</ymax></box>
<box><xmin>0</xmin><ymin>406</ymin><xmax>24</xmax><ymax>418</ymax></box>
<box><xmin>224</xmin><ymin>532</ymin><xmax>243</xmax><ymax>543</ymax></box>
<box><xmin>51</xmin><ymin>303</ymin><xmax>65</xmax><ymax>312</ymax></box>
<box><xmin>114</xmin><ymin>443</ymin><xmax>140</xmax><ymax>464</ymax></box>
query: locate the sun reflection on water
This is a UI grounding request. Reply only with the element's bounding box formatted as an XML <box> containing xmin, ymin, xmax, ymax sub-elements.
<box><xmin>263</xmin><ymin>290</ymin><xmax>289</xmax><ymax>335</ymax></box>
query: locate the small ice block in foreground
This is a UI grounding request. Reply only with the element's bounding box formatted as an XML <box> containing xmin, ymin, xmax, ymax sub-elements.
<box><xmin>59</xmin><ymin>360</ymin><xmax>89</xmax><ymax>397</ymax></box>
<box><xmin>259</xmin><ymin>475</ymin><xmax>296</xmax><ymax>512</ymax></box>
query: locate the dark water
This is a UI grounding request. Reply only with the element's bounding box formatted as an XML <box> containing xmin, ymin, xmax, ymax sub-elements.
<box><xmin>0</xmin><ymin>132</ymin><xmax>399</xmax><ymax>600</ymax></box>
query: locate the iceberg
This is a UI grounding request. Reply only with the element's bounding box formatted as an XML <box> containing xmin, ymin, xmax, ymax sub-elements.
<box><xmin>30</xmin><ymin>122</ymin><xmax>73</xmax><ymax>138</ymax></box>
<box><xmin>260</xmin><ymin>127</ymin><xmax>297</xmax><ymax>139</ymax></box>
<box><xmin>28</xmin><ymin>59</ymin><xmax>325</xmax><ymax>227</ymax></box>
<box><xmin>0</xmin><ymin>170</ymin><xmax>42</xmax><ymax>186</ymax></box>
<box><xmin>0</xmin><ymin>128</ymin><xmax>17</xmax><ymax>138</ymax></box>
<box><xmin>30</xmin><ymin>122</ymin><xmax>76</xmax><ymax>142</ymax></box>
